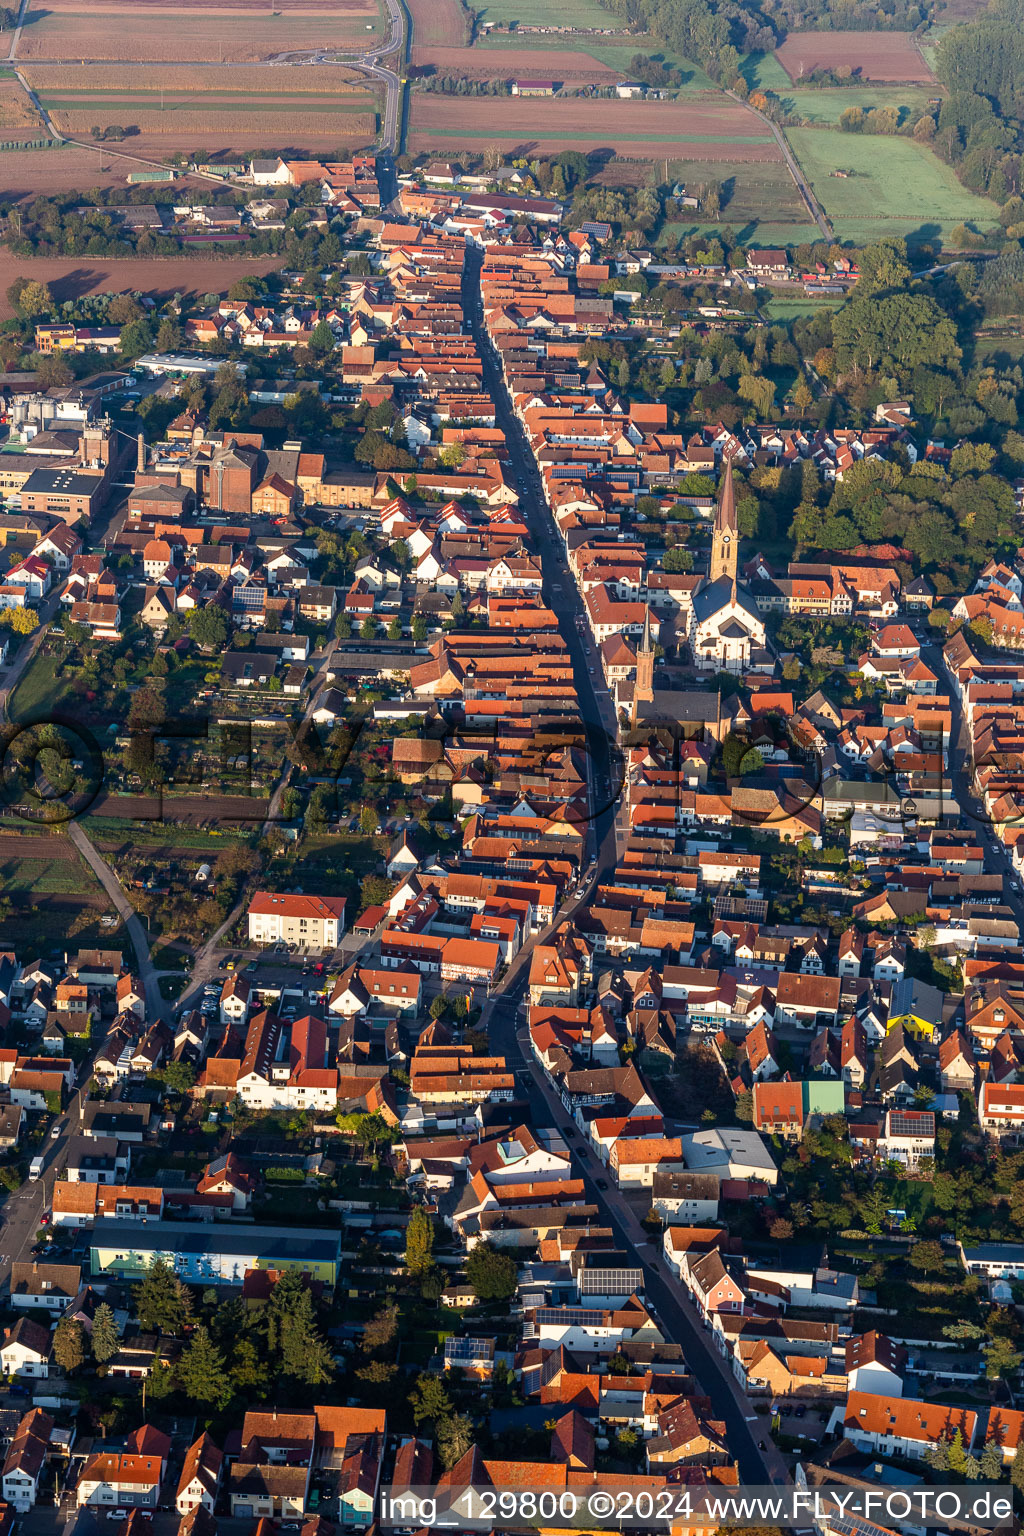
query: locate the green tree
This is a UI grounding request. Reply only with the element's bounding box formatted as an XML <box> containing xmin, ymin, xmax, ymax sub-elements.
<box><xmin>309</xmin><ymin>319</ymin><xmax>336</xmax><ymax>357</ymax></box>
<box><xmin>405</xmin><ymin>1207</ymin><xmax>435</xmax><ymax>1276</ymax></box>
<box><xmin>412</xmin><ymin>614</ymin><xmax>427</xmax><ymax>643</ymax></box>
<box><xmin>986</xmin><ymin>1334</ymin><xmax>1023</xmax><ymax>1381</ymax></box>
<box><xmin>387</xmin><ymin>616</ymin><xmax>402</xmax><ymax>640</ymax></box>
<box><xmin>1010</xmin><ymin>1440</ymin><xmax>1024</xmax><ymax>1500</ymax></box>
<box><xmin>53</xmin><ymin>1316</ymin><xmax>86</xmax><ymax>1374</ymax></box>
<box><xmin>91</xmin><ymin>1303</ymin><xmax>122</xmax><ymax>1365</ymax></box>
<box><xmin>362</xmin><ymin>1305</ymin><xmax>399</xmax><ymax>1354</ymax></box>
<box><xmin>360</xmin><ymin>615</ymin><xmax>377</xmax><ymax>641</ymax></box>
<box><xmin>466</xmin><ymin>1241</ymin><xmax>517</xmax><ymax>1301</ymax></box>
<box><xmin>188</xmin><ymin>606</ymin><xmax>228</xmax><ymax>650</ymax></box>
<box><xmin>410</xmin><ymin>1371</ymin><xmax>452</xmax><ymax>1426</ymax></box>
<box><xmin>177</xmin><ymin>1324</ymin><xmax>232</xmax><ymax>1407</ymax></box>
<box><xmin>359</xmin><ymin>805</ymin><xmax>379</xmax><ymax>835</ymax></box>
<box><xmin>908</xmin><ymin>1240</ymin><xmax>945</xmax><ymax>1274</ymax></box>
<box><xmin>17</xmin><ymin>280</ymin><xmax>53</xmax><ymax>318</ymax></box>
<box><xmin>437</xmin><ymin>1412</ymin><xmax>474</xmax><ymax>1470</ymax></box>
<box><xmin>135</xmin><ymin>1258</ymin><xmax>193</xmax><ymax>1334</ymax></box>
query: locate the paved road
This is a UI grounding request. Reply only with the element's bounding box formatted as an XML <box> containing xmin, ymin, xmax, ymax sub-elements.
<box><xmin>0</xmin><ymin>1084</ymin><xmax>89</xmax><ymax>1296</ymax></box>
<box><xmin>461</xmin><ymin>249</ymin><xmax>787</xmax><ymax>1489</ymax></box>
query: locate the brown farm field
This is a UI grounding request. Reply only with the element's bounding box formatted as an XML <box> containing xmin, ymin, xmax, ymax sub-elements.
<box><xmin>47</xmin><ymin>107</ymin><xmax>377</xmax><ymax>149</ymax></box>
<box><xmin>408</xmin><ymin>0</ymin><xmax>471</xmax><ymax>51</ymax></box>
<box><xmin>774</xmin><ymin>30</ymin><xmax>934</xmax><ymax>82</ymax></box>
<box><xmin>409</xmin><ymin>92</ymin><xmax>781</xmax><ymax>159</ymax></box>
<box><xmin>0</xmin><ymin>78</ymin><xmax>47</xmax><ymax>135</ymax></box>
<box><xmin>17</xmin><ymin>7</ymin><xmax>380</xmax><ymax>60</ymax></box>
<box><xmin>23</xmin><ymin>63</ymin><xmax>365</xmax><ymax>91</ymax></box>
<box><xmin>0</xmin><ymin>254</ymin><xmax>288</xmax><ymax>319</ymax></box>
<box><xmin>0</xmin><ymin>142</ymin><xmax>203</xmax><ymax>198</ymax></box>
<box><xmin>412</xmin><ymin>44</ymin><xmax>618</xmax><ymax>77</ymax></box>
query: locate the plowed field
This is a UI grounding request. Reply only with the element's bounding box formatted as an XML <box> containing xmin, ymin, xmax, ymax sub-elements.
<box><xmin>17</xmin><ymin>7</ymin><xmax>380</xmax><ymax>60</ymax></box>
<box><xmin>774</xmin><ymin>31</ymin><xmax>933</xmax><ymax>82</ymax></box>
<box><xmin>408</xmin><ymin>0</ymin><xmax>470</xmax><ymax>50</ymax></box>
<box><xmin>0</xmin><ymin>254</ymin><xmax>288</xmax><ymax>319</ymax></box>
<box><xmin>410</xmin><ymin>92</ymin><xmax>780</xmax><ymax>159</ymax></box>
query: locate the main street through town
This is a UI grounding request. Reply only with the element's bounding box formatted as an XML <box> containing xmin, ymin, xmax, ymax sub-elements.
<box><xmin>463</xmin><ymin>249</ymin><xmax>788</xmax><ymax>1489</ymax></box>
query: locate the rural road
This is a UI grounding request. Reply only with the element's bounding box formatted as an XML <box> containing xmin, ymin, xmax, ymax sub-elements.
<box><xmin>728</xmin><ymin>88</ymin><xmax>832</xmax><ymax>240</ymax></box>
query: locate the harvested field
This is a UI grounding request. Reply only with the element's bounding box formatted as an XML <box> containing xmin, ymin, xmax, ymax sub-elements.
<box><xmin>413</xmin><ymin>44</ymin><xmax>617</xmax><ymax>77</ymax></box>
<box><xmin>17</xmin><ymin>9</ymin><xmax>381</xmax><ymax>61</ymax></box>
<box><xmin>23</xmin><ymin>63</ymin><xmax>364</xmax><ymax>92</ymax></box>
<box><xmin>49</xmin><ymin>106</ymin><xmax>377</xmax><ymax>148</ymax></box>
<box><xmin>408</xmin><ymin>0</ymin><xmax>471</xmax><ymax>50</ymax></box>
<box><xmin>0</xmin><ymin>77</ymin><xmax>47</xmax><ymax>134</ymax></box>
<box><xmin>774</xmin><ymin>30</ymin><xmax>934</xmax><ymax>83</ymax></box>
<box><xmin>0</xmin><ymin>254</ymin><xmax>287</xmax><ymax>320</ymax></box>
<box><xmin>0</xmin><ymin>141</ymin><xmax>201</xmax><ymax>198</ymax></box>
<box><xmin>410</xmin><ymin>92</ymin><xmax>779</xmax><ymax>157</ymax></box>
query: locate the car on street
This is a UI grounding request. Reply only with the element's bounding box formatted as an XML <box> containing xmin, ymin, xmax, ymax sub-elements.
<box><xmin>596</xmin><ymin>1177</ymin><xmax>608</xmax><ymax>1190</ymax></box>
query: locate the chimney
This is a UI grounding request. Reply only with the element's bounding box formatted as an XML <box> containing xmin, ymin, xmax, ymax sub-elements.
<box><xmin>137</xmin><ymin>431</ymin><xmax>146</xmax><ymax>474</ymax></box>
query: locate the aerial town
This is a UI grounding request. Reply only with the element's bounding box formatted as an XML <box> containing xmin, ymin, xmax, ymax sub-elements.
<box><xmin>1</xmin><ymin>1</ymin><xmax>1024</xmax><ymax>1521</ymax></box>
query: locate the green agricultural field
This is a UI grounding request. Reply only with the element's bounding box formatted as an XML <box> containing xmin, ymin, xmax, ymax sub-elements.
<box><xmin>738</xmin><ymin>51</ymin><xmax>792</xmax><ymax>92</ymax></box>
<box><xmin>783</xmin><ymin>85</ymin><xmax>935</xmax><ymax>124</ymax></box>
<box><xmin>476</xmin><ymin>0</ymin><xmax>620</xmax><ymax>25</ymax></box>
<box><xmin>786</xmin><ymin>128</ymin><xmax>1001</xmax><ymax>241</ymax></box>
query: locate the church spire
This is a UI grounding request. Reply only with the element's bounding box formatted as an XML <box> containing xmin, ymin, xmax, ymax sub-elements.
<box><xmin>709</xmin><ymin>455</ymin><xmax>738</xmax><ymax>585</ymax></box>
<box><xmin>632</xmin><ymin>605</ymin><xmax>655</xmax><ymax>727</ymax></box>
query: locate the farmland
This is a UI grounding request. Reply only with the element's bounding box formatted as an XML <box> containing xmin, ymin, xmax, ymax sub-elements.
<box><xmin>781</xmin><ymin>85</ymin><xmax>935</xmax><ymax>125</ymax></box>
<box><xmin>0</xmin><ymin>77</ymin><xmax>47</xmax><ymax>136</ymax></box>
<box><xmin>16</xmin><ymin>3</ymin><xmax>383</xmax><ymax>61</ymax></box>
<box><xmin>786</xmin><ymin>128</ymin><xmax>1000</xmax><ymax>242</ymax></box>
<box><xmin>774</xmin><ymin>30</ymin><xmax>934</xmax><ymax>83</ymax></box>
<box><xmin>662</xmin><ymin>156</ymin><xmax>816</xmax><ymax>242</ymax></box>
<box><xmin>407</xmin><ymin>0</ymin><xmax>471</xmax><ymax>51</ymax></box>
<box><xmin>26</xmin><ymin>63</ymin><xmax>380</xmax><ymax>151</ymax></box>
<box><xmin>22</xmin><ymin>64</ymin><xmax>365</xmax><ymax>93</ymax></box>
<box><xmin>46</xmin><ymin>105</ymin><xmax>378</xmax><ymax>152</ymax></box>
<box><xmin>0</xmin><ymin>255</ymin><xmax>288</xmax><ymax>320</ymax></box>
<box><xmin>412</xmin><ymin>45</ymin><xmax>619</xmax><ymax>78</ymax></box>
<box><xmin>475</xmin><ymin>0</ymin><xmax>624</xmax><ymax>25</ymax></box>
<box><xmin>409</xmin><ymin>93</ymin><xmax>781</xmax><ymax>160</ymax></box>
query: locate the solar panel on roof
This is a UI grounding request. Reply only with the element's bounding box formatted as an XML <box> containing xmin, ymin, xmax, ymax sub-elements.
<box><xmin>535</xmin><ymin>1308</ymin><xmax>605</xmax><ymax>1327</ymax></box>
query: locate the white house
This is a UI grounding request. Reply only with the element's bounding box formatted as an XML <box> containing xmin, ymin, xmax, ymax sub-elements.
<box><xmin>0</xmin><ymin>1318</ymin><xmax>51</xmax><ymax>1378</ymax></box>
<box><xmin>2</xmin><ymin>1407</ymin><xmax>54</xmax><ymax>1512</ymax></box>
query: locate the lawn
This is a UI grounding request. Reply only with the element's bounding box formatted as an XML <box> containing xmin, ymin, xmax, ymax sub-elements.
<box><xmin>785</xmin><ymin>128</ymin><xmax>1001</xmax><ymax>242</ymax></box>
<box><xmin>783</xmin><ymin>85</ymin><xmax>934</xmax><ymax>125</ymax></box>
<box><xmin>8</xmin><ymin>652</ymin><xmax>73</xmax><ymax>723</ymax></box>
<box><xmin>766</xmin><ymin>296</ymin><xmax>846</xmax><ymax>319</ymax></box>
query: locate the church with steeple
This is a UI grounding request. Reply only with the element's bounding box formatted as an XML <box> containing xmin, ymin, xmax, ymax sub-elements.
<box><xmin>689</xmin><ymin>457</ymin><xmax>769</xmax><ymax>674</ymax></box>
